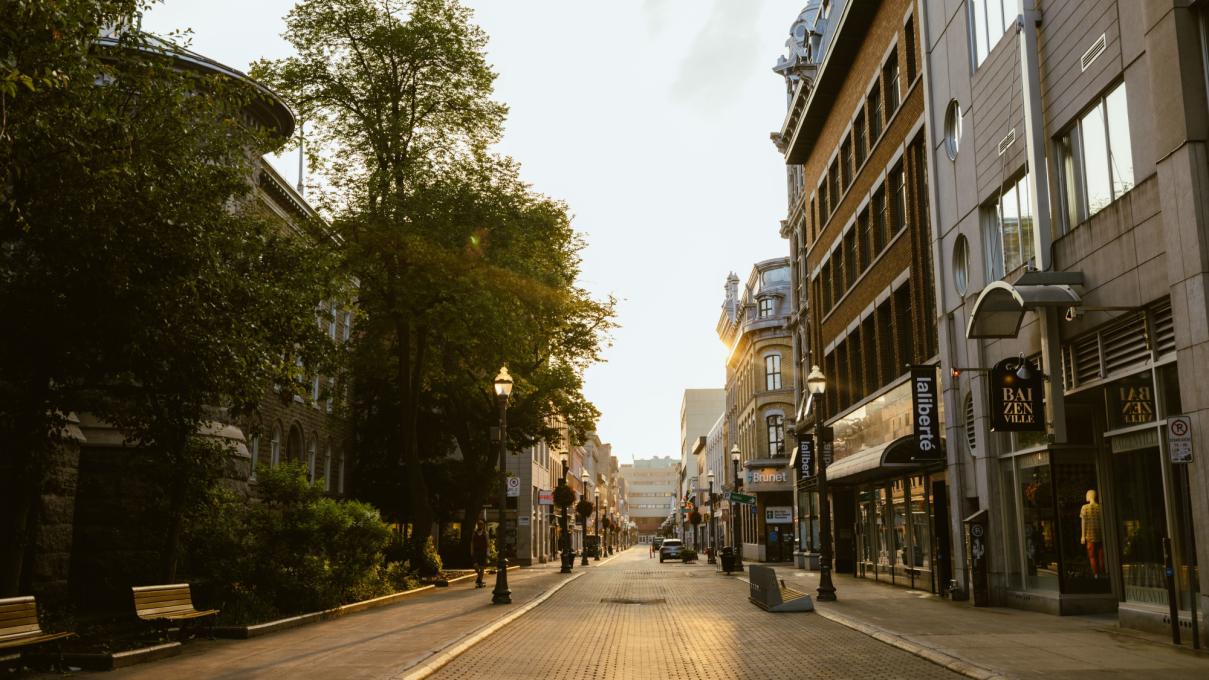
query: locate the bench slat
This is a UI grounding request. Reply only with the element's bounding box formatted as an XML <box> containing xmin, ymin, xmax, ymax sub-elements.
<box><xmin>132</xmin><ymin>584</ymin><xmax>218</xmax><ymax>623</ymax></box>
<box><xmin>0</xmin><ymin>630</ymin><xmax>73</xmax><ymax>651</ymax></box>
<box><xmin>0</xmin><ymin>610</ymin><xmax>38</xmax><ymax>627</ymax></box>
<box><xmin>0</xmin><ymin>624</ymin><xmax>42</xmax><ymax>640</ymax></box>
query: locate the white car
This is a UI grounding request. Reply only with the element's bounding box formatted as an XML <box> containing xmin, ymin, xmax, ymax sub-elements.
<box><xmin>659</xmin><ymin>538</ymin><xmax>683</xmax><ymax>562</ymax></box>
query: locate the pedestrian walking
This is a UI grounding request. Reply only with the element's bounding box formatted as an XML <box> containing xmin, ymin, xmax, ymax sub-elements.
<box><xmin>472</xmin><ymin>520</ymin><xmax>489</xmax><ymax>587</ymax></box>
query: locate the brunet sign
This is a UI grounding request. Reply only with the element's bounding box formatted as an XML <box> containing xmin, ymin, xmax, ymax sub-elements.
<box><xmin>989</xmin><ymin>357</ymin><xmax>1045</xmax><ymax>432</ymax></box>
<box><xmin>746</xmin><ymin>467</ymin><xmax>792</xmax><ymax>492</ymax></box>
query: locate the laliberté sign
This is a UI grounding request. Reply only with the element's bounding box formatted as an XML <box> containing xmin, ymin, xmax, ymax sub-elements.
<box><xmin>989</xmin><ymin>357</ymin><xmax>1045</xmax><ymax>432</ymax></box>
<box><xmin>746</xmin><ymin>467</ymin><xmax>793</xmax><ymax>492</ymax></box>
<box><xmin>910</xmin><ymin>365</ymin><xmax>943</xmax><ymax>461</ymax></box>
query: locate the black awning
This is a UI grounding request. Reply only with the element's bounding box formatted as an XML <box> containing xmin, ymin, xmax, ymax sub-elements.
<box><xmin>826</xmin><ymin>435</ymin><xmax>945</xmax><ymax>484</ymax></box>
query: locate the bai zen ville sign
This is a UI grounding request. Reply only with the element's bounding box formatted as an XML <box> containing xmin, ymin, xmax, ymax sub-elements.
<box><xmin>989</xmin><ymin>357</ymin><xmax>1045</xmax><ymax>432</ymax></box>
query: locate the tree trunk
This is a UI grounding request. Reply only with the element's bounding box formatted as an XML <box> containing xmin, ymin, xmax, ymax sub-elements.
<box><xmin>397</xmin><ymin>320</ymin><xmax>432</xmax><ymax>550</ymax></box>
<box><xmin>161</xmin><ymin>471</ymin><xmax>187</xmax><ymax>583</ymax></box>
<box><xmin>0</xmin><ymin>379</ymin><xmax>53</xmax><ymax>596</ymax></box>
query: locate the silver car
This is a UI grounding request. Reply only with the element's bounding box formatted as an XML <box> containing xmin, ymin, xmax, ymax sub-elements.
<box><xmin>659</xmin><ymin>538</ymin><xmax>683</xmax><ymax>562</ymax></box>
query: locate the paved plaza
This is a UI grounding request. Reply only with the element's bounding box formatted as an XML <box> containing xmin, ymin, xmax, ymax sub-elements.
<box><xmin>22</xmin><ymin>547</ymin><xmax>1209</xmax><ymax>679</ymax></box>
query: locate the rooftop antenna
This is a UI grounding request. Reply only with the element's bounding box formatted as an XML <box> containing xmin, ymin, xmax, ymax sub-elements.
<box><xmin>296</xmin><ymin>120</ymin><xmax>305</xmax><ymax>197</ymax></box>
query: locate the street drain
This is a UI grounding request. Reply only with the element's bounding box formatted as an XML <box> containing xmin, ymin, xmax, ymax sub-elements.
<box><xmin>601</xmin><ymin>598</ymin><xmax>666</xmax><ymax>605</ymax></box>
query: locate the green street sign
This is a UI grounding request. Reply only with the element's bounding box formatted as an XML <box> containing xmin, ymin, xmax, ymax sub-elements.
<box><xmin>728</xmin><ymin>491</ymin><xmax>756</xmax><ymax>505</ymax></box>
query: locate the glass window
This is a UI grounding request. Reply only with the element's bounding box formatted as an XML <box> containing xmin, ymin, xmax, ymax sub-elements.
<box><xmin>1018</xmin><ymin>451</ymin><xmax>1059</xmax><ymax>591</ymax></box>
<box><xmin>1000</xmin><ymin>459</ymin><xmax>1023</xmax><ymax>589</ymax></box>
<box><xmin>1056</xmin><ymin>82</ymin><xmax>1134</xmax><ymax>230</ymax></box>
<box><xmin>271</xmin><ymin>426</ymin><xmax>282</xmax><ymax>467</ymax></box>
<box><xmin>873</xmin><ymin>187</ymin><xmax>888</xmax><ymax>253</ymax></box>
<box><xmin>308</xmin><ymin>439</ymin><xmax>317</xmax><ymax>482</ymax></box>
<box><xmin>1112</xmin><ymin>433</ymin><xmax>1169</xmax><ymax>606</ymax></box>
<box><xmin>890</xmin><ymin>165</ymin><xmax>907</xmax><ymax>234</ymax></box>
<box><xmin>767</xmin><ymin>415</ymin><xmax>785</xmax><ymax>456</ymax></box>
<box><xmin>758</xmin><ymin>298</ymin><xmax>774</xmax><ymax>318</ymax></box>
<box><xmin>1054</xmin><ymin>452</ymin><xmax>1111</xmax><ymax>594</ymax></box>
<box><xmin>868</xmin><ymin>81</ymin><xmax>883</xmax><ymax>141</ymax></box>
<box><xmin>972</xmin><ymin>0</ymin><xmax>1015</xmax><ymax>67</ymax></box>
<box><xmin>953</xmin><ymin>234</ymin><xmax>970</xmax><ymax>295</ymax></box>
<box><xmin>765</xmin><ymin>354</ymin><xmax>782</xmax><ymax>390</ymax></box>
<box><xmin>858</xmin><ymin>209</ymin><xmax>872</xmax><ymax>272</ymax></box>
<box><xmin>343</xmin><ymin>310</ymin><xmax>352</xmax><ymax>342</ymax></box>
<box><xmin>883</xmin><ymin>51</ymin><xmax>900</xmax><ymax>114</ymax></box>
<box><xmin>844</xmin><ymin>229</ymin><xmax>858</xmax><ymax>288</ymax></box>
<box><xmin>909</xmin><ymin>476</ymin><xmax>931</xmax><ymax>570</ymax></box>
<box><xmin>841</xmin><ymin>138</ymin><xmax>854</xmax><ymax>189</ymax></box>
<box><xmin>854</xmin><ymin>111</ymin><xmax>867</xmax><ymax>167</ymax></box>
<box><xmin>985</xmin><ymin>174</ymin><xmax>1035</xmax><ymax>279</ymax></box>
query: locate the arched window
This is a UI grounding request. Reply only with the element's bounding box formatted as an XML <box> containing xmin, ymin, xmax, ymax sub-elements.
<box><xmin>307</xmin><ymin>438</ymin><xmax>317</xmax><ymax>483</ymax></box>
<box><xmin>324</xmin><ymin>444</ymin><xmax>333</xmax><ymax>491</ymax></box>
<box><xmin>249</xmin><ymin>434</ymin><xmax>260</xmax><ymax>480</ymax></box>
<box><xmin>767</xmin><ymin>415</ymin><xmax>785</xmax><ymax>457</ymax></box>
<box><xmin>765</xmin><ymin>354</ymin><xmax>782</xmax><ymax>390</ymax></box>
<box><xmin>270</xmin><ymin>426</ymin><xmax>282</xmax><ymax>468</ymax></box>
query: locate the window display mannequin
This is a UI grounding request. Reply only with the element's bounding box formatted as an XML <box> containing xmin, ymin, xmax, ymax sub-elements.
<box><xmin>1080</xmin><ymin>490</ymin><xmax>1103</xmax><ymax>577</ymax></box>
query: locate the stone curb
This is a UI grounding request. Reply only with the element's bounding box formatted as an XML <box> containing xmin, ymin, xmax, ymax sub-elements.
<box><xmin>395</xmin><ymin>551</ymin><xmax>623</xmax><ymax>680</ymax></box>
<box><xmin>213</xmin><ymin>566</ymin><xmax>523</xmax><ymax>639</ymax></box>
<box><xmin>734</xmin><ymin>576</ymin><xmax>1012</xmax><ymax>680</ymax></box>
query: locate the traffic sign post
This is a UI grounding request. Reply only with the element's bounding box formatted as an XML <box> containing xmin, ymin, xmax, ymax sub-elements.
<box><xmin>727</xmin><ymin>491</ymin><xmax>755</xmax><ymax>505</ymax></box>
<box><xmin>1169</xmin><ymin>415</ymin><xmax>1193</xmax><ymax>464</ymax></box>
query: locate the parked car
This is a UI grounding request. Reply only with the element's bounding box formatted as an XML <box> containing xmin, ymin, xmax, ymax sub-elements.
<box><xmin>658</xmin><ymin>538</ymin><xmax>683</xmax><ymax>562</ymax></box>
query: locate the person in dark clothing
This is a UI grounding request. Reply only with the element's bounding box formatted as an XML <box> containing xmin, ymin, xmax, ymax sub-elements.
<box><xmin>472</xmin><ymin>520</ymin><xmax>489</xmax><ymax>587</ymax></box>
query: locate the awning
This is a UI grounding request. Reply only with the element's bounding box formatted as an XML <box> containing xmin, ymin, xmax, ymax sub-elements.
<box><xmin>966</xmin><ymin>277</ymin><xmax>1083</xmax><ymax>339</ymax></box>
<box><xmin>825</xmin><ymin>435</ymin><xmax>945</xmax><ymax>484</ymax></box>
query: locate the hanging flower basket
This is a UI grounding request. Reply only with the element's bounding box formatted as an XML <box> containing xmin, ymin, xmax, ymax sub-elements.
<box><xmin>553</xmin><ymin>485</ymin><xmax>576</xmax><ymax>509</ymax></box>
<box><xmin>689</xmin><ymin>510</ymin><xmax>702</xmax><ymax>526</ymax></box>
<box><xmin>575</xmin><ymin>499</ymin><xmax>594</xmax><ymax>519</ymax></box>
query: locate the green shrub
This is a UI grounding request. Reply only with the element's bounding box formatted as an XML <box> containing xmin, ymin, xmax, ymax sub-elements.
<box><xmin>185</xmin><ymin>462</ymin><xmax>394</xmax><ymax>622</ymax></box>
<box><xmin>680</xmin><ymin>548</ymin><xmax>698</xmax><ymax>562</ymax></box>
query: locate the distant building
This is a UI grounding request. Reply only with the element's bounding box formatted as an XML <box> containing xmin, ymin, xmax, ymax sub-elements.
<box><xmin>679</xmin><ymin>389</ymin><xmax>724</xmax><ymax>548</ymax></box>
<box><xmin>618</xmin><ymin>456</ymin><xmax>679</xmax><ymax>537</ymax></box>
<box><xmin>717</xmin><ymin>260</ymin><xmax>795</xmax><ymax>561</ymax></box>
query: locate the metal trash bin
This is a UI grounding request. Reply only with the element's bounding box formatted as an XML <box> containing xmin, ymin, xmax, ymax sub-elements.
<box><xmin>720</xmin><ymin>546</ymin><xmax>736</xmax><ymax>574</ymax></box>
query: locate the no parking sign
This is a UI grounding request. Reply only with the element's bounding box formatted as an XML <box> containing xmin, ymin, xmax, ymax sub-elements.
<box><xmin>1169</xmin><ymin>415</ymin><xmax>1193</xmax><ymax>464</ymax></box>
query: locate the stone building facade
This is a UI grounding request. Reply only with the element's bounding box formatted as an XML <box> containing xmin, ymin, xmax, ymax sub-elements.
<box><xmin>717</xmin><ymin>260</ymin><xmax>796</xmax><ymax>562</ymax></box>
<box><xmin>775</xmin><ymin>0</ymin><xmax>950</xmax><ymax>592</ymax></box>
<box><xmin>922</xmin><ymin>0</ymin><xmax>1209</xmax><ymax>641</ymax></box>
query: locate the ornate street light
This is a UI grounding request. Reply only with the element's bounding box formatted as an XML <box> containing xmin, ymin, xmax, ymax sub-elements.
<box><xmin>491</xmin><ymin>367</ymin><xmax>513</xmax><ymax>605</ymax></box>
<box><xmin>557</xmin><ymin>451</ymin><xmax>572</xmax><ymax>573</ymax></box>
<box><xmin>592</xmin><ymin>486</ymin><xmax>602</xmax><ymax>561</ymax></box>
<box><xmin>731</xmin><ymin>444</ymin><xmax>744</xmax><ymax>571</ymax></box>
<box><xmin>580</xmin><ymin>470</ymin><xmax>591</xmax><ymax>566</ymax></box>
<box><xmin>807</xmin><ymin>364</ymin><xmax>836</xmax><ymax>602</ymax></box>
<box><xmin>707</xmin><ymin>470</ymin><xmax>717</xmax><ymax>564</ymax></box>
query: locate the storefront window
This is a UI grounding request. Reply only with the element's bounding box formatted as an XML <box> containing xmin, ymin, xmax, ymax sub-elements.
<box><xmin>1018</xmin><ymin>451</ymin><xmax>1059</xmax><ymax>591</ymax></box>
<box><xmin>1105</xmin><ymin>372</ymin><xmax>1156</xmax><ymax>430</ymax></box>
<box><xmin>909</xmin><ymin>476</ymin><xmax>931</xmax><ymax>570</ymax></box>
<box><xmin>858</xmin><ymin>489</ymin><xmax>878</xmax><ymax>577</ymax></box>
<box><xmin>1000</xmin><ymin>459</ymin><xmax>1023</xmax><ymax>588</ymax></box>
<box><xmin>891</xmin><ymin>480</ymin><xmax>908</xmax><ymax>578</ymax></box>
<box><xmin>1053</xmin><ymin>452</ymin><xmax>1111</xmax><ymax>594</ymax></box>
<box><xmin>877</xmin><ymin>487</ymin><xmax>893</xmax><ymax>569</ymax></box>
<box><xmin>1111</xmin><ymin>431</ymin><xmax>1168</xmax><ymax>606</ymax></box>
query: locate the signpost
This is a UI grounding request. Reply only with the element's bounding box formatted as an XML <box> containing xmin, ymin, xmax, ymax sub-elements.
<box><xmin>1169</xmin><ymin>415</ymin><xmax>1193</xmax><ymax>464</ymax></box>
<box><xmin>727</xmin><ymin>491</ymin><xmax>755</xmax><ymax>505</ymax></box>
<box><xmin>506</xmin><ymin>475</ymin><xmax>520</xmax><ymax>497</ymax></box>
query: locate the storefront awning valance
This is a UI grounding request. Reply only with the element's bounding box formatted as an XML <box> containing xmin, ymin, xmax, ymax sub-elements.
<box><xmin>826</xmin><ymin>435</ymin><xmax>946</xmax><ymax>484</ymax></box>
<box><xmin>966</xmin><ymin>280</ymin><xmax>1082</xmax><ymax>339</ymax></box>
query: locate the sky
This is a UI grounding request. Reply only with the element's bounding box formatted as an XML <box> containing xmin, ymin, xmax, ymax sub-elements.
<box><xmin>142</xmin><ymin>0</ymin><xmax>798</xmax><ymax>463</ymax></box>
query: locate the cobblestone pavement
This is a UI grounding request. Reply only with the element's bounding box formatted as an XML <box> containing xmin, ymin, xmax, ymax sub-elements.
<box><xmin>96</xmin><ymin>560</ymin><xmax>582</xmax><ymax>680</ymax></box>
<box><xmin>427</xmin><ymin>550</ymin><xmax>963</xmax><ymax>680</ymax></box>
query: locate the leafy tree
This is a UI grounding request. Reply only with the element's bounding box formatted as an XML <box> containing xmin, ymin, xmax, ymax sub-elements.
<box><xmin>0</xmin><ymin>1</ymin><xmax>339</xmax><ymax>593</ymax></box>
<box><xmin>255</xmin><ymin>0</ymin><xmax>614</xmax><ymax>553</ymax></box>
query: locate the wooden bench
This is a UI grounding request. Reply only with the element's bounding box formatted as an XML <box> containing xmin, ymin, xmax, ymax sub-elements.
<box><xmin>0</xmin><ymin>596</ymin><xmax>75</xmax><ymax>670</ymax></box>
<box><xmin>132</xmin><ymin>584</ymin><xmax>218</xmax><ymax>640</ymax></box>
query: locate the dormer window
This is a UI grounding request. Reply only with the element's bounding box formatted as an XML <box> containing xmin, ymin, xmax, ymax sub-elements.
<box><xmin>759</xmin><ymin>298</ymin><xmax>775</xmax><ymax>318</ymax></box>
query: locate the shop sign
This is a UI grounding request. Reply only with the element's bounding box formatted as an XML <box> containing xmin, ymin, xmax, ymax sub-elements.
<box><xmin>797</xmin><ymin>438</ymin><xmax>814</xmax><ymax>479</ymax></box>
<box><xmin>1106</xmin><ymin>374</ymin><xmax>1156</xmax><ymax>429</ymax></box>
<box><xmin>989</xmin><ymin>357</ymin><xmax>1045</xmax><ymax>432</ymax></box>
<box><xmin>764</xmin><ymin>506</ymin><xmax>793</xmax><ymax>524</ymax></box>
<box><xmin>910</xmin><ymin>365</ymin><xmax>943</xmax><ymax>460</ymax></box>
<box><xmin>746</xmin><ymin>467</ymin><xmax>793</xmax><ymax>492</ymax></box>
<box><xmin>1169</xmin><ymin>415</ymin><xmax>1193</xmax><ymax>464</ymax></box>
<box><xmin>538</xmin><ymin>489</ymin><xmax>554</xmax><ymax>505</ymax></box>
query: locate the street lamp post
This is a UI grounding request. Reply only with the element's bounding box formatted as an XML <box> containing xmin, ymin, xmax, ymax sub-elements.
<box><xmin>807</xmin><ymin>365</ymin><xmax>836</xmax><ymax>602</ymax></box>
<box><xmin>593</xmin><ymin>488</ymin><xmax>600</xmax><ymax>561</ymax></box>
<box><xmin>707</xmin><ymin>470</ymin><xmax>717</xmax><ymax>564</ymax></box>
<box><xmin>559</xmin><ymin>451</ymin><xmax>572</xmax><ymax>574</ymax></box>
<box><xmin>491</xmin><ymin>367</ymin><xmax>513</xmax><ymax>605</ymax></box>
<box><xmin>580</xmin><ymin>471</ymin><xmax>591</xmax><ymax>566</ymax></box>
<box><xmin>731</xmin><ymin>444</ymin><xmax>744</xmax><ymax>571</ymax></box>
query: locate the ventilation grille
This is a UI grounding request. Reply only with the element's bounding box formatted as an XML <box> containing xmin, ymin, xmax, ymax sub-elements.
<box><xmin>1081</xmin><ymin>33</ymin><xmax>1107</xmax><ymax>72</ymax></box>
<box><xmin>1101</xmin><ymin>313</ymin><xmax>1149</xmax><ymax>375</ymax></box>
<box><xmin>998</xmin><ymin>129</ymin><xmax>1016</xmax><ymax>156</ymax></box>
<box><xmin>1152</xmin><ymin>300</ymin><xmax>1175</xmax><ymax>356</ymax></box>
<box><xmin>963</xmin><ymin>392</ymin><xmax>976</xmax><ymax>454</ymax></box>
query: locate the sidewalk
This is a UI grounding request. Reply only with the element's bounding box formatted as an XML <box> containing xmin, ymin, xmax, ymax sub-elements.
<box><xmin>777</xmin><ymin>569</ymin><xmax>1209</xmax><ymax>679</ymax></box>
<box><xmin>82</xmin><ymin>557</ymin><xmax>611</xmax><ymax>680</ymax></box>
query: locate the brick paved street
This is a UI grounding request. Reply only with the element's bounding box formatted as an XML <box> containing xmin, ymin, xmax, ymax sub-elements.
<box><xmin>426</xmin><ymin>549</ymin><xmax>962</xmax><ymax>680</ymax></box>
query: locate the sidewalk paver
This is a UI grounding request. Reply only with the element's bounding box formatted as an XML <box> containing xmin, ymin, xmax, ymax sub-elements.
<box><xmin>778</xmin><ymin>569</ymin><xmax>1209</xmax><ymax>679</ymax></box>
<box><xmin>96</xmin><ymin>559</ymin><xmax>597</xmax><ymax>680</ymax></box>
<box><xmin>428</xmin><ymin>550</ymin><xmax>964</xmax><ymax>680</ymax></box>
